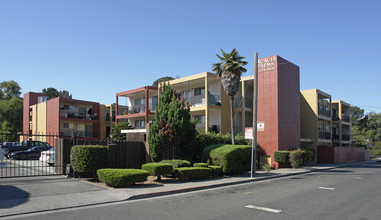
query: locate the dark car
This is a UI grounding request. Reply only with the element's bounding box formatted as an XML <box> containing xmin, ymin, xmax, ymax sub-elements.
<box><xmin>9</xmin><ymin>146</ymin><xmax>52</xmax><ymax>160</ymax></box>
<box><xmin>1</xmin><ymin>141</ymin><xmax>46</xmax><ymax>158</ymax></box>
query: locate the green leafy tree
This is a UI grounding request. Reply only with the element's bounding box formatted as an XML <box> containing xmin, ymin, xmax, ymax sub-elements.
<box><xmin>152</xmin><ymin>76</ymin><xmax>175</xmax><ymax>87</ymax></box>
<box><xmin>42</xmin><ymin>87</ymin><xmax>72</xmax><ymax>100</ymax></box>
<box><xmin>110</xmin><ymin>121</ymin><xmax>133</xmax><ymax>140</ymax></box>
<box><xmin>212</xmin><ymin>48</ymin><xmax>248</xmax><ymax>145</ymax></box>
<box><xmin>0</xmin><ymin>80</ymin><xmax>23</xmax><ymax>141</ymax></box>
<box><xmin>0</xmin><ymin>80</ymin><xmax>21</xmax><ymax>100</ymax></box>
<box><xmin>148</xmin><ymin>83</ymin><xmax>196</xmax><ymax>162</ymax></box>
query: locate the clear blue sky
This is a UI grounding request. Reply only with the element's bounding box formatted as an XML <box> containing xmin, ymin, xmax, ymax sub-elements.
<box><xmin>1</xmin><ymin>0</ymin><xmax>380</xmax><ymax>113</ymax></box>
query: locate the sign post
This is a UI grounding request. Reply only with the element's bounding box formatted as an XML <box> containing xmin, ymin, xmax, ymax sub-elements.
<box><xmin>251</xmin><ymin>52</ymin><xmax>259</xmax><ymax>178</ymax></box>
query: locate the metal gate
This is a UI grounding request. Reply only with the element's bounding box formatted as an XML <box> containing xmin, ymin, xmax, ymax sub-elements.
<box><xmin>0</xmin><ymin>133</ymin><xmax>60</xmax><ymax>178</ymax></box>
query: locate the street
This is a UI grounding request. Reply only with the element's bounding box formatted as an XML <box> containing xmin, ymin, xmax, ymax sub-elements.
<box><xmin>7</xmin><ymin>162</ymin><xmax>381</xmax><ymax>220</ymax></box>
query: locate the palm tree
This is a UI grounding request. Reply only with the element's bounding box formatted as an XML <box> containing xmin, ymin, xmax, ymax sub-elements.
<box><xmin>212</xmin><ymin>48</ymin><xmax>248</xmax><ymax>145</ymax></box>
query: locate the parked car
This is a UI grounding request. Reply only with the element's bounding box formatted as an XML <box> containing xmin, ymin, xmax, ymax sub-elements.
<box><xmin>40</xmin><ymin>148</ymin><xmax>55</xmax><ymax>165</ymax></box>
<box><xmin>1</xmin><ymin>141</ymin><xmax>47</xmax><ymax>158</ymax></box>
<box><xmin>377</xmin><ymin>155</ymin><xmax>381</xmax><ymax>163</ymax></box>
<box><xmin>9</xmin><ymin>146</ymin><xmax>52</xmax><ymax>160</ymax></box>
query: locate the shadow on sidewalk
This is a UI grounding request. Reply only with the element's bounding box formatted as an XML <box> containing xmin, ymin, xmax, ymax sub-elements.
<box><xmin>0</xmin><ymin>185</ymin><xmax>29</xmax><ymax>209</ymax></box>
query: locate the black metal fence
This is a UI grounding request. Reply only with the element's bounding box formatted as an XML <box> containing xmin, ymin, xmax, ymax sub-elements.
<box><xmin>0</xmin><ymin>133</ymin><xmax>60</xmax><ymax>178</ymax></box>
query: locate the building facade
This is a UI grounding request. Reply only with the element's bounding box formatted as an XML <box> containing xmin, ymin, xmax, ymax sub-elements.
<box><xmin>24</xmin><ymin>92</ymin><xmax>104</xmax><ymax>145</ymax></box>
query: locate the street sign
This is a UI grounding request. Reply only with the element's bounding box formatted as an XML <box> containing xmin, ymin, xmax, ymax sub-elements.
<box><xmin>245</xmin><ymin>122</ymin><xmax>265</xmax><ymax>139</ymax></box>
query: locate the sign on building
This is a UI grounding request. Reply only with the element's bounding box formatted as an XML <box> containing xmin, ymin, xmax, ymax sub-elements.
<box><xmin>245</xmin><ymin>122</ymin><xmax>265</xmax><ymax>139</ymax></box>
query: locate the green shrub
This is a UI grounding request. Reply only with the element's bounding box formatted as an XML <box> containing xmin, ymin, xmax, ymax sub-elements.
<box><xmin>173</xmin><ymin>167</ymin><xmax>212</xmax><ymax>180</ymax></box>
<box><xmin>208</xmin><ymin>144</ymin><xmax>252</xmax><ymax>175</ymax></box>
<box><xmin>274</xmin><ymin>151</ymin><xmax>290</xmax><ymax>168</ymax></box>
<box><xmin>192</xmin><ymin>129</ymin><xmax>249</xmax><ymax>163</ymax></box>
<box><xmin>70</xmin><ymin>145</ymin><xmax>108</xmax><ymax>176</ymax></box>
<box><xmin>202</xmin><ymin>144</ymin><xmax>224</xmax><ymax>163</ymax></box>
<box><xmin>370</xmin><ymin>149</ymin><xmax>381</xmax><ymax>157</ymax></box>
<box><xmin>141</xmin><ymin>162</ymin><xmax>173</xmax><ymax>179</ymax></box>
<box><xmin>300</xmin><ymin>148</ymin><xmax>314</xmax><ymax>165</ymax></box>
<box><xmin>160</xmin><ymin>159</ymin><xmax>191</xmax><ymax>168</ymax></box>
<box><xmin>208</xmin><ymin>165</ymin><xmax>223</xmax><ymax>176</ymax></box>
<box><xmin>289</xmin><ymin>149</ymin><xmax>304</xmax><ymax>168</ymax></box>
<box><xmin>262</xmin><ymin>164</ymin><xmax>271</xmax><ymax>172</ymax></box>
<box><xmin>97</xmin><ymin>169</ymin><xmax>149</xmax><ymax>187</ymax></box>
<box><xmin>193</xmin><ymin>163</ymin><xmax>209</xmax><ymax>168</ymax></box>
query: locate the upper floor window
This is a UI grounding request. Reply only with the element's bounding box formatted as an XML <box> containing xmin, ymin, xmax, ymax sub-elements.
<box><xmin>135</xmin><ymin>98</ymin><xmax>144</xmax><ymax>105</ymax></box>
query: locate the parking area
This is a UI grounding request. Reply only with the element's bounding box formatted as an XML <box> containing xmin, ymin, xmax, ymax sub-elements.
<box><xmin>0</xmin><ymin>158</ymin><xmax>56</xmax><ymax>178</ymax></box>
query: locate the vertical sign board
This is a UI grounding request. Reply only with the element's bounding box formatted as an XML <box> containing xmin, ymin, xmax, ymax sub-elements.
<box><xmin>245</xmin><ymin>121</ymin><xmax>265</xmax><ymax>139</ymax></box>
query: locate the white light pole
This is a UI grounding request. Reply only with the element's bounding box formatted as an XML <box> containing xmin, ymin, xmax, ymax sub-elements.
<box><xmin>251</xmin><ymin>52</ymin><xmax>258</xmax><ymax>178</ymax></box>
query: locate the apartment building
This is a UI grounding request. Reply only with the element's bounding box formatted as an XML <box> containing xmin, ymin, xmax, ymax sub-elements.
<box><xmin>166</xmin><ymin>72</ymin><xmax>230</xmax><ymax>134</ymax></box>
<box><xmin>100</xmin><ymin>104</ymin><xmax>116</xmax><ymax>139</ymax></box>
<box><xmin>115</xmin><ymin>86</ymin><xmax>158</xmax><ymax>129</ymax></box>
<box><xmin>23</xmin><ymin>92</ymin><xmax>103</xmax><ymax>145</ymax></box>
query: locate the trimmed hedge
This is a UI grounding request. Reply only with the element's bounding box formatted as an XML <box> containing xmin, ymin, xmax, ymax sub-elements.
<box><xmin>208</xmin><ymin>165</ymin><xmax>223</xmax><ymax>176</ymax></box>
<box><xmin>207</xmin><ymin>144</ymin><xmax>252</xmax><ymax>175</ymax></box>
<box><xmin>289</xmin><ymin>149</ymin><xmax>304</xmax><ymax>168</ymax></box>
<box><xmin>193</xmin><ymin>163</ymin><xmax>209</xmax><ymax>168</ymax></box>
<box><xmin>174</xmin><ymin>167</ymin><xmax>212</xmax><ymax>180</ymax></box>
<box><xmin>97</xmin><ymin>169</ymin><xmax>149</xmax><ymax>187</ymax></box>
<box><xmin>70</xmin><ymin>145</ymin><xmax>108</xmax><ymax>175</ymax></box>
<box><xmin>160</xmin><ymin>159</ymin><xmax>192</xmax><ymax>168</ymax></box>
<box><xmin>300</xmin><ymin>148</ymin><xmax>314</xmax><ymax>165</ymax></box>
<box><xmin>274</xmin><ymin>151</ymin><xmax>290</xmax><ymax>168</ymax></box>
<box><xmin>141</xmin><ymin>162</ymin><xmax>173</xmax><ymax>177</ymax></box>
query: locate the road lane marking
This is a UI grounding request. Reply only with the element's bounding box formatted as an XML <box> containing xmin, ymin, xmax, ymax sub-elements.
<box><xmin>354</xmin><ymin>177</ymin><xmax>363</xmax><ymax>180</ymax></box>
<box><xmin>245</xmin><ymin>205</ymin><xmax>282</xmax><ymax>213</ymax></box>
<box><xmin>318</xmin><ymin>187</ymin><xmax>335</xmax><ymax>190</ymax></box>
<box><xmin>244</xmin><ymin>192</ymin><xmax>252</xmax><ymax>195</ymax></box>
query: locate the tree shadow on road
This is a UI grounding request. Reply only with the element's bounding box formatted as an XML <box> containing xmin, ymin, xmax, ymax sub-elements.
<box><xmin>0</xmin><ymin>185</ymin><xmax>29</xmax><ymax>209</ymax></box>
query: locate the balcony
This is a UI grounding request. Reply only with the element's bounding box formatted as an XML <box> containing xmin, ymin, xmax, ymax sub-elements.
<box><xmin>332</xmin><ymin>114</ymin><xmax>340</xmax><ymax>121</ymax></box>
<box><xmin>234</xmin><ymin>97</ymin><xmax>253</xmax><ymax>109</ymax></box>
<box><xmin>319</xmin><ymin>132</ymin><xmax>331</xmax><ymax>140</ymax></box>
<box><xmin>342</xmin><ymin>134</ymin><xmax>350</xmax><ymax>141</ymax></box>
<box><xmin>318</xmin><ymin>106</ymin><xmax>331</xmax><ymax>118</ymax></box>
<box><xmin>61</xmin><ymin>111</ymin><xmax>98</xmax><ymax>120</ymax></box>
<box><xmin>118</xmin><ymin>105</ymin><xmax>146</xmax><ymax>115</ymax></box>
<box><xmin>342</xmin><ymin>115</ymin><xmax>350</xmax><ymax>122</ymax></box>
<box><xmin>332</xmin><ymin>134</ymin><xmax>339</xmax><ymax>141</ymax></box>
<box><xmin>189</xmin><ymin>94</ymin><xmax>221</xmax><ymax>107</ymax></box>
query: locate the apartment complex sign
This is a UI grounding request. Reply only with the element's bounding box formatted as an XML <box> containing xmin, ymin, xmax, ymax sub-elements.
<box><xmin>259</xmin><ymin>56</ymin><xmax>277</xmax><ymax>73</ymax></box>
<box><xmin>245</xmin><ymin>122</ymin><xmax>265</xmax><ymax>139</ymax></box>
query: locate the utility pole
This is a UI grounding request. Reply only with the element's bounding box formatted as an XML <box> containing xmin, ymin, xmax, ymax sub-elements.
<box><xmin>251</xmin><ymin>52</ymin><xmax>258</xmax><ymax>178</ymax></box>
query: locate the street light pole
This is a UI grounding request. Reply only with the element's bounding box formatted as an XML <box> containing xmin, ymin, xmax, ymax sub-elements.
<box><xmin>251</xmin><ymin>52</ymin><xmax>258</xmax><ymax>178</ymax></box>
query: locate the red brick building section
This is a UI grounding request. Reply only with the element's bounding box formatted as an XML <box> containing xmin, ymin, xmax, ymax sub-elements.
<box><xmin>257</xmin><ymin>55</ymin><xmax>300</xmax><ymax>168</ymax></box>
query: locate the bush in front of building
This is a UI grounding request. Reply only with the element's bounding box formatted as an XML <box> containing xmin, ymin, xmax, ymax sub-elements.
<box><xmin>141</xmin><ymin>162</ymin><xmax>173</xmax><ymax>180</ymax></box>
<box><xmin>97</xmin><ymin>169</ymin><xmax>149</xmax><ymax>187</ymax></box>
<box><xmin>193</xmin><ymin>162</ymin><xmax>209</xmax><ymax>168</ymax></box>
<box><xmin>300</xmin><ymin>148</ymin><xmax>314</xmax><ymax>165</ymax></box>
<box><xmin>208</xmin><ymin>165</ymin><xmax>223</xmax><ymax>176</ymax></box>
<box><xmin>160</xmin><ymin>159</ymin><xmax>192</xmax><ymax>168</ymax></box>
<box><xmin>70</xmin><ymin>145</ymin><xmax>108</xmax><ymax>177</ymax></box>
<box><xmin>173</xmin><ymin>167</ymin><xmax>213</xmax><ymax>180</ymax></box>
<box><xmin>289</xmin><ymin>149</ymin><xmax>304</xmax><ymax>168</ymax></box>
<box><xmin>274</xmin><ymin>151</ymin><xmax>290</xmax><ymax>168</ymax></box>
<box><xmin>208</xmin><ymin>144</ymin><xmax>252</xmax><ymax>175</ymax></box>
<box><xmin>193</xmin><ymin>130</ymin><xmax>249</xmax><ymax>163</ymax></box>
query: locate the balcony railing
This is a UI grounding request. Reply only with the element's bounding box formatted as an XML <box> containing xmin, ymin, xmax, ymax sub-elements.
<box><xmin>319</xmin><ymin>132</ymin><xmax>331</xmax><ymax>140</ymax></box>
<box><xmin>318</xmin><ymin>107</ymin><xmax>331</xmax><ymax>118</ymax></box>
<box><xmin>332</xmin><ymin>114</ymin><xmax>340</xmax><ymax>121</ymax></box>
<box><xmin>342</xmin><ymin>134</ymin><xmax>350</xmax><ymax>141</ymax></box>
<box><xmin>342</xmin><ymin>115</ymin><xmax>350</xmax><ymax>122</ymax></box>
<box><xmin>234</xmin><ymin>97</ymin><xmax>253</xmax><ymax>109</ymax></box>
<box><xmin>118</xmin><ymin>105</ymin><xmax>146</xmax><ymax>115</ymax></box>
<box><xmin>189</xmin><ymin>94</ymin><xmax>221</xmax><ymax>106</ymax></box>
<box><xmin>332</xmin><ymin>134</ymin><xmax>339</xmax><ymax>141</ymax></box>
<box><xmin>60</xmin><ymin>110</ymin><xmax>98</xmax><ymax>120</ymax></box>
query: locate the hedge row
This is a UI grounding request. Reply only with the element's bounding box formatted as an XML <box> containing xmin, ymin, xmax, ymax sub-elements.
<box><xmin>274</xmin><ymin>148</ymin><xmax>314</xmax><ymax>168</ymax></box>
<box><xmin>97</xmin><ymin>169</ymin><xmax>149</xmax><ymax>187</ymax></box>
<box><xmin>70</xmin><ymin>145</ymin><xmax>108</xmax><ymax>176</ymax></box>
<box><xmin>173</xmin><ymin>167</ymin><xmax>213</xmax><ymax>180</ymax></box>
<box><xmin>160</xmin><ymin>159</ymin><xmax>192</xmax><ymax>168</ymax></box>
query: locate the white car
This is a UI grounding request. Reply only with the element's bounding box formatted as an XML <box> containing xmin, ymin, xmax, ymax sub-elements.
<box><xmin>40</xmin><ymin>148</ymin><xmax>55</xmax><ymax>166</ymax></box>
<box><xmin>377</xmin><ymin>155</ymin><xmax>381</xmax><ymax>163</ymax></box>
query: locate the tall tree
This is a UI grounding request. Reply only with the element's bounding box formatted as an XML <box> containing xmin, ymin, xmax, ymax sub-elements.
<box><xmin>0</xmin><ymin>80</ymin><xmax>23</xmax><ymax>140</ymax></box>
<box><xmin>0</xmin><ymin>80</ymin><xmax>21</xmax><ymax>100</ymax></box>
<box><xmin>148</xmin><ymin>83</ymin><xmax>196</xmax><ymax>161</ymax></box>
<box><xmin>152</xmin><ymin>76</ymin><xmax>175</xmax><ymax>87</ymax></box>
<box><xmin>212</xmin><ymin>48</ymin><xmax>248</xmax><ymax>145</ymax></box>
<box><xmin>110</xmin><ymin>121</ymin><xmax>133</xmax><ymax>140</ymax></box>
<box><xmin>42</xmin><ymin>87</ymin><xmax>72</xmax><ymax>100</ymax></box>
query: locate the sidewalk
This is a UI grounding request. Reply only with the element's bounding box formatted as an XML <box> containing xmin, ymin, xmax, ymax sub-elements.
<box><xmin>0</xmin><ymin>161</ymin><xmax>375</xmax><ymax>218</ymax></box>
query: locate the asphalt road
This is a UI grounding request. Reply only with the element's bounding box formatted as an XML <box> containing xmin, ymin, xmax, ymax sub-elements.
<box><xmin>9</xmin><ymin>162</ymin><xmax>381</xmax><ymax>220</ymax></box>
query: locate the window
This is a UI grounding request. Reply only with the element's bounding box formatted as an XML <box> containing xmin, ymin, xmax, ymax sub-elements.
<box><xmin>79</xmin><ymin>107</ymin><xmax>86</xmax><ymax>115</ymax></box>
<box><xmin>63</xmin><ymin>123</ymin><xmax>69</xmax><ymax>129</ymax></box>
<box><xmin>194</xmin><ymin>115</ymin><xmax>205</xmax><ymax>123</ymax></box>
<box><xmin>61</xmin><ymin>105</ymin><xmax>69</xmax><ymax>110</ymax></box>
<box><xmin>135</xmin><ymin>98</ymin><xmax>144</xmax><ymax>105</ymax></box>
<box><xmin>194</xmin><ymin>87</ymin><xmax>205</xmax><ymax>96</ymax></box>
